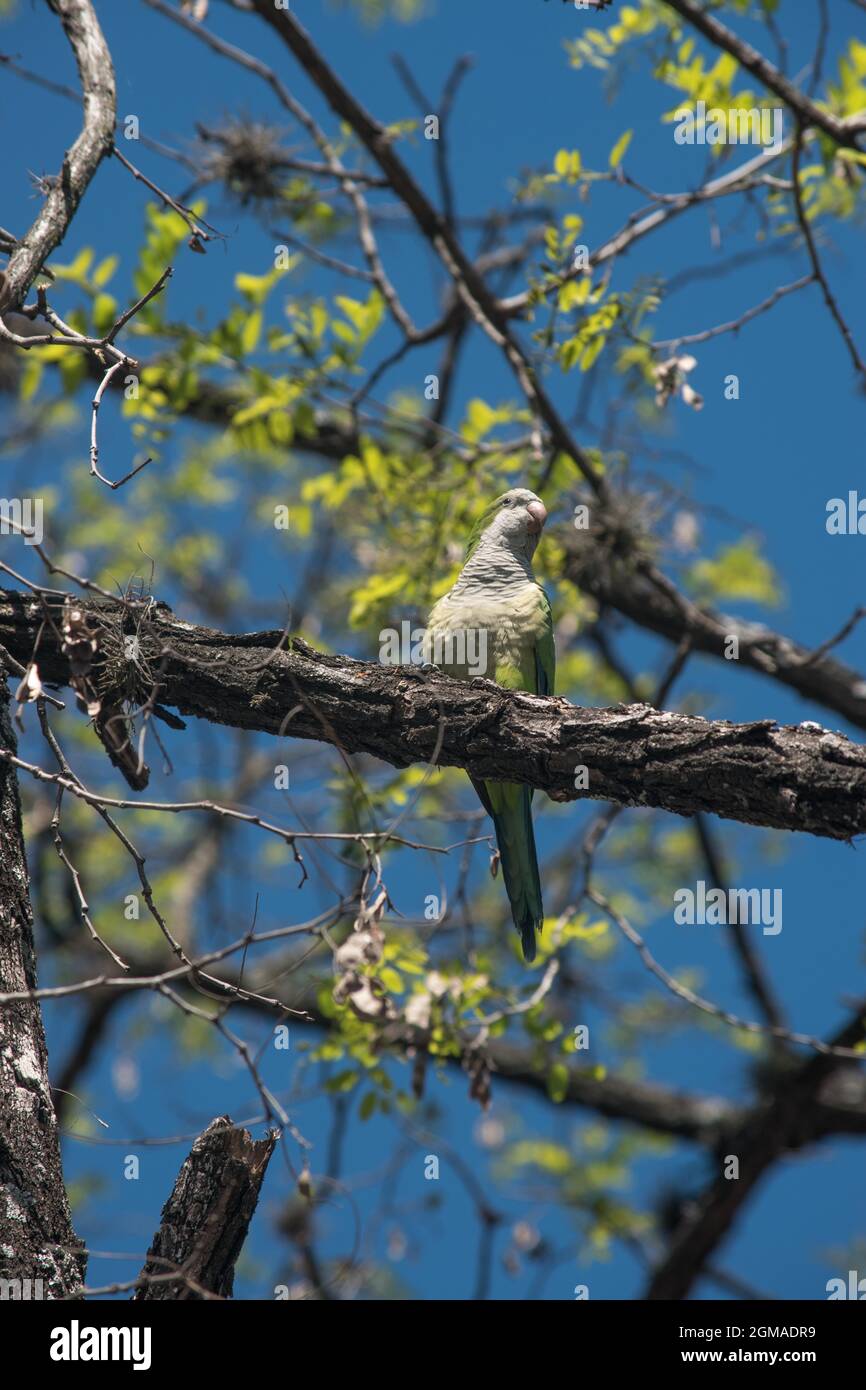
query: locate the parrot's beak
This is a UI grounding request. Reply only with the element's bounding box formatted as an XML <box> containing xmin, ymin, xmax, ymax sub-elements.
<box><xmin>526</xmin><ymin>499</ymin><xmax>548</xmax><ymax>534</ymax></box>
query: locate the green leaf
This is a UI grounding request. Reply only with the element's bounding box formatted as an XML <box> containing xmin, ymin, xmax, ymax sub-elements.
<box><xmin>52</xmin><ymin>247</ymin><xmax>94</xmax><ymax>284</ymax></box>
<box><xmin>689</xmin><ymin>538</ymin><xmax>781</xmax><ymax>607</ymax></box>
<box><xmin>234</xmin><ymin>264</ymin><xmax>290</xmax><ymax>307</ymax></box>
<box><xmin>547</xmin><ymin>1062</ymin><xmax>569</xmax><ymax>1104</ymax></box>
<box><xmin>553</xmin><ymin>148</ymin><xmax>581</xmax><ymax>179</ymax></box>
<box><xmin>379</xmin><ymin>966</ymin><xmax>404</xmax><ymax>994</ymax></box>
<box><xmin>240</xmin><ymin>309</ymin><xmax>262</xmax><ymax>355</ymax></box>
<box><xmin>466</xmin><ymin>398</ymin><xmax>497</xmax><ymax>440</ymax></box>
<box><xmin>324</xmin><ymin>1069</ymin><xmax>360</xmax><ymax>1093</ymax></box>
<box><xmin>92</xmin><ymin>293</ymin><xmax>118</xmax><ymax>335</ymax></box>
<box><xmin>92</xmin><ymin>255</ymin><xmax>119</xmax><ymax>289</ymax></box>
<box><xmin>609</xmin><ymin>128</ymin><xmax>633</xmax><ymax>168</ymax></box>
<box><xmin>19</xmin><ymin>358</ymin><xmax>43</xmax><ymax>404</ymax></box>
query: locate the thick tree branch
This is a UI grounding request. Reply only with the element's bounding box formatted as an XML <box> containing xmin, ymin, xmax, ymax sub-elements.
<box><xmin>0</xmin><ymin>0</ymin><xmax>116</xmax><ymax>311</ymax></box>
<box><xmin>2</xmin><ymin>591</ymin><xmax>866</xmax><ymax>841</ymax></box>
<box><xmin>479</xmin><ymin>1043</ymin><xmax>737</xmax><ymax>1142</ymax></box>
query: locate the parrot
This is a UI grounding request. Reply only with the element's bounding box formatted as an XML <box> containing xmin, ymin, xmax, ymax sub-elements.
<box><xmin>424</xmin><ymin>488</ymin><xmax>554</xmax><ymax>962</ymax></box>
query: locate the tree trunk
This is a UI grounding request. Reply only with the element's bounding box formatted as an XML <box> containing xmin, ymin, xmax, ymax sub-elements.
<box><xmin>0</xmin><ymin>678</ymin><xmax>85</xmax><ymax>1298</ymax></box>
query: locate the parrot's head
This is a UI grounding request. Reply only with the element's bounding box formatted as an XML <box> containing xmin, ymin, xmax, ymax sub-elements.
<box><xmin>465</xmin><ymin>487</ymin><xmax>548</xmax><ymax>563</ymax></box>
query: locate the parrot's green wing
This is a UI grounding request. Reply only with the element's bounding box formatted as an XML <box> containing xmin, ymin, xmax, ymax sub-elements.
<box><xmin>534</xmin><ymin>589</ymin><xmax>555</xmax><ymax>698</ymax></box>
<box><xmin>529</xmin><ymin>589</ymin><xmax>555</xmax><ymax>814</ymax></box>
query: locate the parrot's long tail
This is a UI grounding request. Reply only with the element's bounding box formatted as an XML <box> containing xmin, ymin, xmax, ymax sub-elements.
<box><xmin>489</xmin><ymin>784</ymin><xmax>544</xmax><ymax>962</ymax></box>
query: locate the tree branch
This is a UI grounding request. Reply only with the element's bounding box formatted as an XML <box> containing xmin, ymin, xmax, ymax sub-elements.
<box><xmin>2</xmin><ymin>591</ymin><xmax>866</xmax><ymax>841</ymax></box>
<box><xmin>791</xmin><ymin>126</ymin><xmax>866</xmax><ymax>386</ymax></box>
<box><xmin>0</xmin><ymin>0</ymin><xmax>116</xmax><ymax>311</ymax></box>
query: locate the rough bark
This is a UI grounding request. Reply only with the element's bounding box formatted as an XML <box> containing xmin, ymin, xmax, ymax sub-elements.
<box><xmin>0</xmin><ymin>0</ymin><xmax>116</xmax><ymax>311</ymax></box>
<box><xmin>2</xmin><ymin>590</ymin><xmax>866</xmax><ymax>842</ymax></box>
<box><xmin>0</xmin><ymin>678</ymin><xmax>85</xmax><ymax>1299</ymax></box>
<box><xmin>133</xmin><ymin>1116</ymin><xmax>276</xmax><ymax>1300</ymax></box>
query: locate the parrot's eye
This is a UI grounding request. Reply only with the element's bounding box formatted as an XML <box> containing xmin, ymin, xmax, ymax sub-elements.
<box><xmin>500</xmin><ymin>497</ymin><xmax>511</xmax><ymax>507</ymax></box>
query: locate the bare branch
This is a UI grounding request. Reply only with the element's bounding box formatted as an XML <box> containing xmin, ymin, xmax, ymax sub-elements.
<box><xmin>89</xmin><ymin>359</ymin><xmax>153</xmax><ymax>489</ymax></box>
<box><xmin>791</xmin><ymin>126</ymin><xmax>866</xmax><ymax>387</ymax></box>
<box><xmin>652</xmin><ymin>274</ymin><xmax>815</xmax><ymax>351</ymax></box>
<box><xmin>588</xmin><ymin>889</ymin><xmax>865</xmax><ymax>1062</ymax></box>
<box><xmin>111</xmin><ymin>145</ymin><xmax>217</xmax><ymax>251</ymax></box>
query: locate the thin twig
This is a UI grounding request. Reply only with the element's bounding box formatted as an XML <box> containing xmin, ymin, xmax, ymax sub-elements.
<box><xmin>791</xmin><ymin>126</ymin><xmax>866</xmax><ymax>387</ymax></box>
<box><xmin>111</xmin><ymin>145</ymin><xmax>218</xmax><ymax>250</ymax></box>
<box><xmin>90</xmin><ymin>358</ymin><xmax>153</xmax><ymax>489</ymax></box>
<box><xmin>589</xmin><ymin>888</ymin><xmax>866</xmax><ymax>1061</ymax></box>
<box><xmin>652</xmin><ymin>275</ymin><xmax>815</xmax><ymax>351</ymax></box>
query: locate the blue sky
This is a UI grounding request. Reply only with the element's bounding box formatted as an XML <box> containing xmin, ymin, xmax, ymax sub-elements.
<box><xmin>3</xmin><ymin>0</ymin><xmax>866</xmax><ymax>1300</ymax></box>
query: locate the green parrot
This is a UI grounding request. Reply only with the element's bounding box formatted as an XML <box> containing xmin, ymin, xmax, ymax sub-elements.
<box><xmin>424</xmin><ymin>488</ymin><xmax>554</xmax><ymax>962</ymax></box>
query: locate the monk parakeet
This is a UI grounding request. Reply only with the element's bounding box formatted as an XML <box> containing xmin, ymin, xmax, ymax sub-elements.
<box><xmin>425</xmin><ymin>488</ymin><xmax>554</xmax><ymax>961</ymax></box>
